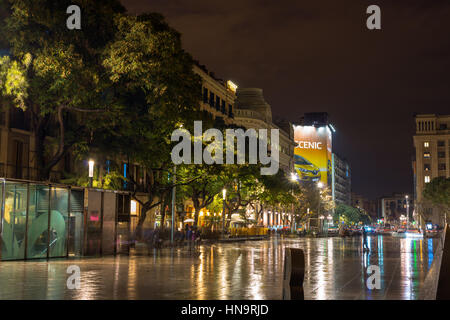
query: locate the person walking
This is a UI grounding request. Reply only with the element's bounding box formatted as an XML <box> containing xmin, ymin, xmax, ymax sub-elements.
<box><xmin>362</xmin><ymin>226</ymin><xmax>369</xmax><ymax>252</ymax></box>
<box><xmin>186</xmin><ymin>225</ymin><xmax>193</xmax><ymax>251</ymax></box>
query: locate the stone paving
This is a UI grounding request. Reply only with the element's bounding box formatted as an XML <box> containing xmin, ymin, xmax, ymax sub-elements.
<box><xmin>0</xmin><ymin>235</ymin><xmax>439</xmax><ymax>300</ymax></box>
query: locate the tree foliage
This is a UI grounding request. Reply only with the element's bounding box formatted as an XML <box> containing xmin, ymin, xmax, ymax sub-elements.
<box><xmin>423</xmin><ymin>177</ymin><xmax>450</xmax><ymax>214</ymax></box>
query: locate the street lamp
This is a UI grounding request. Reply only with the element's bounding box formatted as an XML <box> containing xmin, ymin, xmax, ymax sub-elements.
<box><xmin>317</xmin><ymin>182</ymin><xmax>324</xmax><ymax>234</ymax></box>
<box><xmin>222</xmin><ymin>188</ymin><xmax>227</xmax><ymax>238</ymax></box>
<box><xmin>405</xmin><ymin>195</ymin><xmax>409</xmax><ymax>230</ymax></box>
<box><xmin>88</xmin><ymin>160</ymin><xmax>95</xmax><ymax>188</ymax></box>
<box><xmin>290</xmin><ymin>172</ymin><xmax>298</xmax><ymax>182</ymax></box>
<box><xmin>171</xmin><ymin>165</ymin><xmax>177</xmax><ymax>244</ymax></box>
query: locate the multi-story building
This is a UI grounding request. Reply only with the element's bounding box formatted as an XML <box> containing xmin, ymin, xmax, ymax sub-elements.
<box><xmin>331</xmin><ymin>153</ymin><xmax>351</xmax><ymax>206</ymax></box>
<box><xmin>194</xmin><ymin>63</ymin><xmax>236</xmax><ymax>125</ymax></box>
<box><xmin>413</xmin><ymin>113</ymin><xmax>450</xmax><ymax>226</ymax></box>
<box><xmin>351</xmin><ymin>192</ymin><xmax>378</xmax><ymax>221</ymax></box>
<box><xmin>0</xmin><ymin>106</ymin><xmax>61</xmax><ymax>181</ymax></box>
<box><xmin>233</xmin><ymin>88</ymin><xmax>296</xmax><ymax>228</ymax></box>
<box><xmin>379</xmin><ymin>193</ymin><xmax>414</xmax><ymax>225</ymax></box>
<box><xmin>233</xmin><ymin>88</ymin><xmax>295</xmax><ymax>174</ymax></box>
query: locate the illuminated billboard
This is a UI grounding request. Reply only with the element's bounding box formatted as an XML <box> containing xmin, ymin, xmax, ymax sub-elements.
<box><xmin>293</xmin><ymin>125</ymin><xmax>332</xmax><ymax>185</ymax></box>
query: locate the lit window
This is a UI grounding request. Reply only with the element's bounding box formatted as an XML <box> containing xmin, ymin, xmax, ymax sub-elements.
<box><xmin>424</xmin><ymin>142</ymin><xmax>429</xmax><ymax>148</ymax></box>
<box><xmin>425</xmin><ymin>176</ymin><xmax>431</xmax><ymax>183</ymax></box>
<box><xmin>424</xmin><ymin>152</ymin><xmax>431</xmax><ymax>159</ymax></box>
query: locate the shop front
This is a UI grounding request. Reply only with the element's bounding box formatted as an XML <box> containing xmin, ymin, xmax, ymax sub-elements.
<box><xmin>0</xmin><ymin>178</ymin><xmax>132</xmax><ymax>261</ymax></box>
<box><xmin>0</xmin><ymin>178</ymin><xmax>84</xmax><ymax>260</ymax></box>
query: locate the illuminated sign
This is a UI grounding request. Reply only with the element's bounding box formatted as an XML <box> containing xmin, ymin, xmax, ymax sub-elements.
<box><xmin>293</xmin><ymin>125</ymin><xmax>332</xmax><ymax>185</ymax></box>
<box><xmin>297</xmin><ymin>141</ymin><xmax>323</xmax><ymax>150</ymax></box>
<box><xmin>226</xmin><ymin>80</ymin><xmax>238</xmax><ymax>93</ymax></box>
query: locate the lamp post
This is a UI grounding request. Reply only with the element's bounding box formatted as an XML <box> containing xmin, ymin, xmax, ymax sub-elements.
<box><xmin>88</xmin><ymin>160</ymin><xmax>94</xmax><ymax>188</ymax></box>
<box><xmin>405</xmin><ymin>195</ymin><xmax>409</xmax><ymax>230</ymax></box>
<box><xmin>222</xmin><ymin>188</ymin><xmax>226</xmax><ymax>239</ymax></box>
<box><xmin>317</xmin><ymin>182</ymin><xmax>324</xmax><ymax>235</ymax></box>
<box><xmin>290</xmin><ymin>172</ymin><xmax>298</xmax><ymax>233</ymax></box>
<box><xmin>171</xmin><ymin>165</ymin><xmax>177</xmax><ymax>244</ymax></box>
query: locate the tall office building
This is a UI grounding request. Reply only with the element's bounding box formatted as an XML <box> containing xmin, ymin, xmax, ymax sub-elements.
<box><xmin>331</xmin><ymin>153</ymin><xmax>351</xmax><ymax>206</ymax></box>
<box><xmin>413</xmin><ymin>114</ymin><xmax>450</xmax><ymax>226</ymax></box>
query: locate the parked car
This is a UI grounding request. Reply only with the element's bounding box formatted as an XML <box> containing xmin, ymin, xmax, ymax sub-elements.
<box><xmin>328</xmin><ymin>226</ymin><xmax>339</xmax><ymax>235</ymax></box>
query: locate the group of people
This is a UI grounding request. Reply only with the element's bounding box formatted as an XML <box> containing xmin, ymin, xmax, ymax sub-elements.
<box><xmin>144</xmin><ymin>224</ymin><xmax>201</xmax><ymax>252</ymax></box>
<box><xmin>184</xmin><ymin>224</ymin><xmax>202</xmax><ymax>250</ymax></box>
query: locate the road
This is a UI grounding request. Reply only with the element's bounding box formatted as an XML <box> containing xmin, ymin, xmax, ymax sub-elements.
<box><xmin>0</xmin><ymin>235</ymin><xmax>438</xmax><ymax>299</ymax></box>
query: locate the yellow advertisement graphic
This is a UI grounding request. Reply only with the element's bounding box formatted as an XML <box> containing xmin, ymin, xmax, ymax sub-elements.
<box><xmin>293</xmin><ymin>125</ymin><xmax>332</xmax><ymax>185</ymax></box>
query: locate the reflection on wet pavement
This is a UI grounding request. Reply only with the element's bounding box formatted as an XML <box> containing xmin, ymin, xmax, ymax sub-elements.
<box><xmin>0</xmin><ymin>235</ymin><xmax>438</xmax><ymax>300</ymax></box>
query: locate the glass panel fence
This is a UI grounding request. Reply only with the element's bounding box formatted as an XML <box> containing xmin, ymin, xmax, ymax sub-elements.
<box><xmin>27</xmin><ymin>184</ymin><xmax>50</xmax><ymax>259</ymax></box>
<box><xmin>49</xmin><ymin>187</ymin><xmax>69</xmax><ymax>258</ymax></box>
<box><xmin>1</xmin><ymin>182</ymin><xmax>28</xmax><ymax>260</ymax></box>
<box><xmin>68</xmin><ymin>189</ymin><xmax>84</xmax><ymax>257</ymax></box>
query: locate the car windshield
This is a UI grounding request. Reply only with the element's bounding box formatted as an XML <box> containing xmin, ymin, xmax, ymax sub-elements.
<box><xmin>294</xmin><ymin>154</ymin><xmax>312</xmax><ymax>165</ymax></box>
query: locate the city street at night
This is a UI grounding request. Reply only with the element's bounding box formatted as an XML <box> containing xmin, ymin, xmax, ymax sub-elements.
<box><xmin>0</xmin><ymin>236</ymin><xmax>438</xmax><ymax>300</ymax></box>
<box><xmin>1</xmin><ymin>0</ymin><xmax>450</xmax><ymax>308</ymax></box>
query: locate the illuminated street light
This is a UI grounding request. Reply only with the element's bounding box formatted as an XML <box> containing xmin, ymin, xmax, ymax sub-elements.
<box><xmin>405</xmin><ymin>195</ymin><xmax>410</xmax><ymax>229</ymax></box>
<box><xmin>88</xmin><ymin>159</ymin><xmax>95</xmax><ymax>188</ymax></box>
<box><xmin>222</xmin><ymin>189</ymin><xmax>227</xmax><ymax>238</ymax></box>
<box><xmin>290</xmin><ymin>172</ymin><xmax>298</xmax><ymax>181</ymax></box>
<box><xmin>317</xmin><ymin>182</ymin><xmax>324</xmax><ymax>189</ymax></box>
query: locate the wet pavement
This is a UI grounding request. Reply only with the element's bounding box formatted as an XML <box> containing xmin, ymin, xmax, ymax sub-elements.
<box><xmin>0</xmin><ymin>235</ymin><xmax>439</xmax><ymax>300</ymax></box>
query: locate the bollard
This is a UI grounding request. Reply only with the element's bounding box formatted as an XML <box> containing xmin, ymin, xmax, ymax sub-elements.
<box><xmin>282</xmin><ymin>248</ymin><xmax>305</xmax><ymax>300</ymax></box>
<box><xmin>436</xmin><ymin>224</ymin><xmax>450</xmax><ymax>300</ymax></box>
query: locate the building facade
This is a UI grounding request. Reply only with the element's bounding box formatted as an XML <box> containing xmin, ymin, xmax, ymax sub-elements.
<box><xmin>233</xmin><ymin>88</ymin><xmax>295</xmax><ymax>174</ymax></box>
<box><xmin>379</xmin><ymin>193</ymin><xmax>414</xmax><ymax>225</ymax></box>
<box><xmin>331</xmin><ymin>153</ymin><xmax>351</xmax><ymax>206</ymax></box>
<box><xmin>351</xmin><ymin>192</ymin><xmax>378</xmax><ymax>220</ymax></box>
<box><xmin>413</xmin><ymin>114</ymin><xmax>450</xmax><ymax>226</ymax></box>
<box><xmin>194</xmin><ymin>63</ymin><xmax>236</xmax><ymax>125</ymax></box>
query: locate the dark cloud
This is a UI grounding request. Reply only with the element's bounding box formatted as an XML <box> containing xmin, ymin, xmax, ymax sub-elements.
<box><xmin>121</xmin><ymin>0</ymin><xmax>450</xmax><ymax>199</ymax></box>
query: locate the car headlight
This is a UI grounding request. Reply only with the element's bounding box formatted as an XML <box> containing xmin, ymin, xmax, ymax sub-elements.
<box><xmin>298</xmin><ymin>168</ymin><xmax>309</xmax><ymax>173</ymax></box>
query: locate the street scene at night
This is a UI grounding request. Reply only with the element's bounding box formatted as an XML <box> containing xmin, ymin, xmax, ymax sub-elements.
<box><xmin>0</xmin><ymin>0</ymin><xmax>450</xmax><ymax>310</ymax></box>
<box><xmin>0</xmin><ymin>236</ymin><xmax>440</xmax><ymax>300</ymax></box>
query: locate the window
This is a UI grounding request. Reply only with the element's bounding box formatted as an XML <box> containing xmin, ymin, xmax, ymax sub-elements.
<box><xmin>228</xmin><ymin>104</ymin><xmax>234</xmax><ymax>117</ymax></box>
<box><xmin>424</xmin><ymin>152</ymin><xmax>431</xmax><ymax>159</ymax></box>
<box><xmin>425</xmin><ymin>176</ymin><xmax>431</xmax><ymax>183</ymax></box>
<box><xmin>209</xmin><ymin>92</ymin><xmax>215</xmax><ymax>106</ymax></box>
<box><xmin>439</xmin><ymin>124</ymin><xmax>448</xmax><ymax>130</ymax></box>
<box><xmin>438</xmin><ymin>152</ymin><xmax>445</xmax><ymax>158</ymax></box>
<box><xmin>438</xmin><ymin>140</ymin><xmax>445</xmax><ymax>147</ymax></box>
<box><xmin>424</xmin><ymin>164</ymin><xmax>431</xmax><ymax>171</ymax></box>
<box><xmin>215</xmin><ymin>96</ymin><xmax>220</xmax><ymax>110</ymax></box>
<box><xmin>221</xmin><ymin>100</ymin><xmax>226</xmax><ymax>113</ymax></box>
<box><xmin>203</xmin><ymin>88</ymin><xmax>208</xmax><ymax>103</ymax></box>
<box><xmin>13</xmin><ymin>140</ymin><xmax>23</xmax><ymax>179</ymax></box>
<box><xmin>438</xmin><ymin>163</ymin><xmax>446</xmax><ymax>171</ymax></box>
<box><xmin>424</xmin><ymin>142</ymin><xmax>429</xmax><ymax>148</ymax></box>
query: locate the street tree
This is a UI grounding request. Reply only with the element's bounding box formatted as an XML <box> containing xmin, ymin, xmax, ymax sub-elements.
<box><xmin>0</xmin><ymin>0</ymin><xmax>127</xmax><ymax>180</ymax></box>
<box><xmin>423</xmin><ymin>177</ymin><xmax>450</xmax><ymax>219</ymax></box>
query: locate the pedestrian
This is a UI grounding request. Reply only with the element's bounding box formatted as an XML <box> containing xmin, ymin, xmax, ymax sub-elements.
<box><xmin>184</xmin><ymin>223</ymin><xmax>189</xmax><ymax>240</ymax></box>
<box><xmin>194</xmin><ymin>228</ymin><xmax>202</xmax><ymax>248</ymax></box>
<box><xmin>362</xmin><ymin>226</ymin><xmax>369</xmax><ymax>252</ymax></box>
<box><xmin>186</xmin><ymin>225</ymin><xmax>193</xmax><ymax>251</ymax></box>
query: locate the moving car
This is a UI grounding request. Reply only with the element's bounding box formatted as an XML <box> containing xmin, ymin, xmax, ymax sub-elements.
<box><xmin>294</xmin><ymin>154</ymin><xmax>321</xmax><ymax>182</ymax></box>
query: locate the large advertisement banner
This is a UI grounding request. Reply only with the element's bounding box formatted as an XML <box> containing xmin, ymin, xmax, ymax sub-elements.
<box><xmin>293</xmin><ymin>125</ymin><xmax>332</xmax><ymax>185</ymax></box>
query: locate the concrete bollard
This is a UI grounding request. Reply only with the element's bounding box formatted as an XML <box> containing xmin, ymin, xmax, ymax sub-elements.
<box><xmin>282</xmin><ymin>248</ymin><xmax>305</xmax><ymax>300</ymax></box>
<box><xmin>436</xmin><ymin>224</ymin><xmax>450</xmax><ymax>300</ymax></box>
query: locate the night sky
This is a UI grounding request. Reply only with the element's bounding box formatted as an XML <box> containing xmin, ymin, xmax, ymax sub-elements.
<box><xmin>122</xmin><ymin>0</ymin><xmax>450</xmax><ymax>200</ymax></box>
